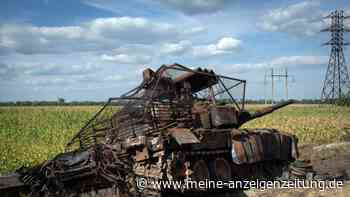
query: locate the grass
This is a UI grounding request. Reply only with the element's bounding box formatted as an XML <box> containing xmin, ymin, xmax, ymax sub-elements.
<box><xmin>0</xmin><ymin>106</ymin><xmax>97</xmax><ymax>173</ymax></box>
<box><xmin>243</xmin><ymin>104</ymin><xmax>350</xmax><ymax>145</ymax></box>
<box><xmin>0</xmin><ymin>104</ymin><xmax>349</xmax><ymax>174</ymax></box>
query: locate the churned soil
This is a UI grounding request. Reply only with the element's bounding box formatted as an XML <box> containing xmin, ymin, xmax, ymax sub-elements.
<box><xmin>244</xmin><ymin>142</ymin><xmax>350</xmax><ymax>197</ymax></box>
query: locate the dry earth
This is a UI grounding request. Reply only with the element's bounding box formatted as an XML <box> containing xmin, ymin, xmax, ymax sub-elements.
<box><xmin>243</xmin><ymin>141</ymin><xmax>350</xmax><ymax>197</ymax></box>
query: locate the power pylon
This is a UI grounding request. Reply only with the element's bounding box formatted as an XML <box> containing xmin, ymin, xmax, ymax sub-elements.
<box><xmin>321</xmin><ymin>10</ymin><xmax>350</xmax><ymax>103</ymax></box>
<box><xmin>264</xmin><ymin>67</ymin><xmax>293</xmax><ymax>104</ymax></box>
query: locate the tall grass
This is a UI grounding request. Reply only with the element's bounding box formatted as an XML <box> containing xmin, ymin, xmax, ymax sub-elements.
<box><xmin>0</xmin><ymin>105</ymin><xmax>349</xmax><ymax>173</ymax></box>
<box><xmin>243</xmin><ymin>105</ymin><xmax>350</xmax><ymax>145</ymax></box>
<box><xmin>0</xmin><ymin>106</ymin><xmax>97</xmax><ymax>173</ymax></box>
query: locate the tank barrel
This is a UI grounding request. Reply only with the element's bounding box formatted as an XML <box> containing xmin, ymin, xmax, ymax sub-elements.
<box><xmin>237</xmin><ymin>99</ymin><xmax>294</xmax><ymax>127</ymax></box>
<box><xmin>250</xmin><ymin>99</ymin><xmax>295</xmax><ymax>119</ymax></box>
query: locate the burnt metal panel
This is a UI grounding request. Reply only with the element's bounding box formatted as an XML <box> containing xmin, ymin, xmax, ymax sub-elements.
<box><xmin>134</xmin><ymin>147</ymin><xmax>149</xmax><ymax>162</ymax></box>
<box><xmin>169</xmin><ymin>128</ymin><xmax>200</xmax><ymax>145</ymax></box>
<box><xmin>233</xmin><ymin>140</ymin><xmax>247</xmax><ymax>164</ymax></box>
<box><xmin>194</xmin><ymin>130</ymin><xmax>232</xmax><ymax>150</ymax></box>
<box><xmin>210</xmin><ymin>106</ymin><xmax>238</xmax><ymax>128</ymax></box>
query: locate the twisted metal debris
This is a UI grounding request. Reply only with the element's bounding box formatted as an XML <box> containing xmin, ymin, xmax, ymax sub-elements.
<box><xmin>1</xmin><ymin>63</ymin><xmax>299</xmax><ymax>196</ymax></box>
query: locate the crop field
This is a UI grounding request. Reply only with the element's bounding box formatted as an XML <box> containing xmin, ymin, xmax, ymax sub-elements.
<box><xmin>0</xmin><ymin>105</ymin><xmax>349</xmax><ymax>174</ymax></box>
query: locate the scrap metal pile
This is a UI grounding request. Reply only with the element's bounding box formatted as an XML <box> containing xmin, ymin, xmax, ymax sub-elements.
<box><xmin>1</xmin><ymin>63</ymin><xmax>299</xmax><ymax>197</ymax></box>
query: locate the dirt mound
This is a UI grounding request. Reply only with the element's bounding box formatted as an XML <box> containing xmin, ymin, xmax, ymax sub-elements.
<box><xmin>311</xmin><ymin>142</ymin><xmax>350</xmax><ymax>179</ymax></box>
<box><xmin>244</xmin><ymin>142</ymin><xmax>350</xmax><ymax>197</ymax></box>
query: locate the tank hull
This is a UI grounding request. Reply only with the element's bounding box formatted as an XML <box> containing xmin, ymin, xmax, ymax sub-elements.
<box><xmin>130</xmin><ymin>128</ymin><xmax>298</xmax><ymax>196</ymax></box>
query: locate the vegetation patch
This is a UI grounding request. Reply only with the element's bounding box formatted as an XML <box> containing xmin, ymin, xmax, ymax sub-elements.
<box><xmin>0</xmin><ymin>105</ymin><xmax>349</xmax><ymax>174</ymax></box>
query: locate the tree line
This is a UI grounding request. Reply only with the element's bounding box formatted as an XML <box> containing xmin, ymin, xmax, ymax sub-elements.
<box><xmin>0</xmin><ymin>98</ymin><xmax>346</xmax><ymax>106</ymax></box>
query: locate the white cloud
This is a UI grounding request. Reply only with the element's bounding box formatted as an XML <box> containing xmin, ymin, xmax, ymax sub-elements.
<box><xmin>193</xmin><ymin>44</ymin><xmax>226</xmax><ymax>57</ymax></box>
<box><xmin>229</xmin><ymin>55</ymin><xmax>328</xmax><ymax>73</ymax></box>
<box><xmin>160</xmin><ymin>40</ymin><xmax>192</xmax><ymax>55</ymax></box>
<box><xmin>82</xmin><ymin>0</ymin><xmax>233</xmax><ymax>15</ymax></box>
<box><xmin>86</xmin><ymin>17</ymin><xmax>179</xmax><ymax>43</ymax></box>
<box><xmin>0</xmin><ymin>17</ymin><xmax>183</xmax><ymax>54</ymax></box>
<box><xmin>258</xmin><ymin>1</ymin><xmax>326</xmax><ymax>36</ymax></box>
<box><xmin>34</xmin><ymin>26</ymin><xmax>84</xmax><ymax>39</ymax></box>
<box><xmin>26</xmin><ymin>77</ymin><xmax>70</xmax><ymax>86</ymax></box>
<box><xmin>192</xmin><ymin>37</ymin><xmax>242</xmax><ymax>57</ymax></box>
<box><xmin>156</xmin><ymin>0</ymin><xmax>233</xmax><ymax>15</ymax></box>
<box><xmin>24</xmin><ymin>74</ymin><xmax>106</xmax><ymax>88</ymax></box>
<box><xmin>0</xmin><ymin>61</ymin><xmax>101</xmax><ymax>83</ymax></box>
<box><xmin>98</xmin><ymin>37</ymin><xmax>243</xmax><ymax>59</ymax></box>
<box><xmin>216</xmin><ymin>37</ymin><xmax>241</xmax><ymax>50</ymax></box>
<box><xmin>104</xmin><ymin>74</ymin><xmax>124</xmax><ymax>81</ymax></box>
<box><xmin>29</xmin><ymin>64</ymin><xmax>100</xmax><ymax>76</ymax></box>
<box><xmin>101</xmin><ymin>53</ymin><xmax>152</xmax><ymax>65</ymax></box>
<box><xmin>81</xmin><ymin>0</ymin><xmax>119</xmax><ymax>13</ymax></box>
<box><xmin>183</xmin><ymin>26</ymin><xmax>207</xmax><ymax>35</ymax></box>
<box><xmin>270</xmin><ymin>55</ymin><xmax>328</xmax><ymax>66</ymax></box>
<box><xmin>23</xmin><ymin>71</ymin><xmax>123</xmax><ymax>89</ymax></box>
<box><xmin>0</xmin><ymin>24</ymin><xmax>88</xmax><ymax>54</ymax></box>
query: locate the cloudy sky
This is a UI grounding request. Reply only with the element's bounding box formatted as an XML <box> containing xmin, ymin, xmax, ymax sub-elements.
<box><xmin>1</xmin><ymin>0</ymin><xmax>350</xmax><ymax>101</ymax></box>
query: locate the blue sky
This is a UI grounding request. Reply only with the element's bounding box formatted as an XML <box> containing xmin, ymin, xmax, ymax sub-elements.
<box><xmin>1</xmin><ymin>0</ymin><xmax>350</xmax><ymax>101</ymax></box>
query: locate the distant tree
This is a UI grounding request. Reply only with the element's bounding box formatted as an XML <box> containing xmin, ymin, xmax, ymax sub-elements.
<box><xmin>58</xmin><ymin>97</ymin><xmax>65</xmax><ymax>104</ymax></box>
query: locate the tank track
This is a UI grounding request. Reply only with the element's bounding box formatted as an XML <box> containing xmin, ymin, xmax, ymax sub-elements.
<box><xmin>129</xmin><ymin>148</ymin><xmax>291</xmax><ymax>196</ymax></box>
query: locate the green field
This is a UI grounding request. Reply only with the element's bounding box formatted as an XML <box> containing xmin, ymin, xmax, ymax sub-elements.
<box><xmin>0</xmin><ymin>105</ymin><xmax>349</xmax><ymax>173</ymax></box>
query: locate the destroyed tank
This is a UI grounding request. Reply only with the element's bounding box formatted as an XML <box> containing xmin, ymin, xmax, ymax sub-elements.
<box><xmin>0</xmin><ymin>63</ymin><xmax>298</xmax><ymax>197</ymax></box>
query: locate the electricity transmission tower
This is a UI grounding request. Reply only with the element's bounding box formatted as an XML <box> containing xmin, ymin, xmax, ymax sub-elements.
<box><xmin>264</xmin><ymin>67</ymin><xmax>293</xmax><ymax>104</ymax></box>
<box><xmin>321</xmin><ymin>10</ymin><xmax>350</xmax><ymax>103</ymax></box>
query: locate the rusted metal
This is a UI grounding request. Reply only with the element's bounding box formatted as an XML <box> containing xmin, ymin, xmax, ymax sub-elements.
<box><xmin>0</xmin><ymin>63</ymin><xmax>298</xmax><ymax>196</ymax></box>
<box><xmin>169</xmin><ymin>128</ymin><xmax>200</xmax><ymax>145</ymax></box>
<box><xmin>210</xmin><ymin>106</ymin><xmax>238</xmax><ymax>128</ymax></box>
<box><xmin>191</xmin><ymin>160</ymin><xmax>210</xmax><ymax>181</ymax></box>
<box><xmin>212</xmin><ymin>158</ymin><xmax>231</xmax><ymax>181</ymax></box>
